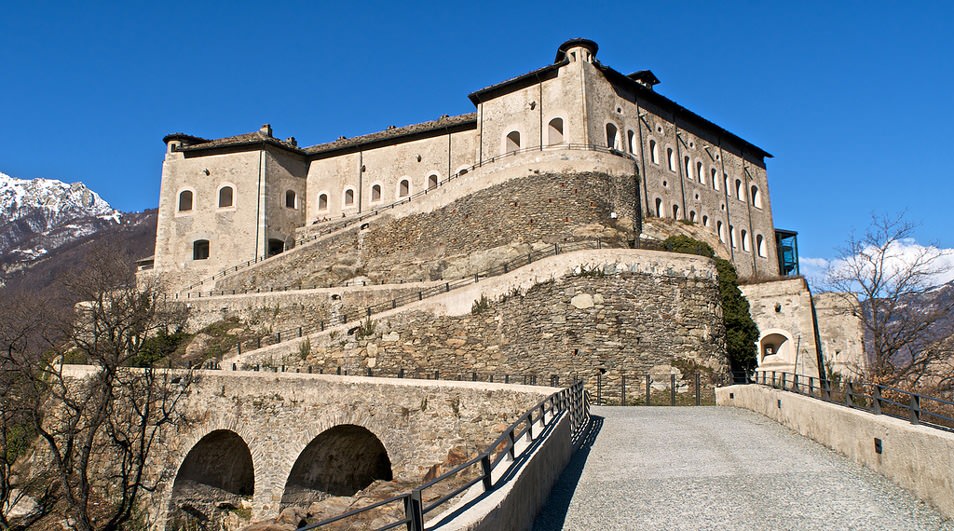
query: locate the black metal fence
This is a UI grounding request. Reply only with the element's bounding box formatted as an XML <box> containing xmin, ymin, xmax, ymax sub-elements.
<box><xmin>592</xmin><ymin>371</ymin><xmax>719</xmax><ymax>406</ymax></box>
<box><xmin>179</xmin><ymin>142</ymin><xmax>637</xmax><ymax>295</ymax></box>
<box><xmin>296</xmin><ymin>380</ymin><xmax>588</xmax><ymax>531</ymax></box>
<box><xmin>755</xmin><ymin>371</ymin><xmax>954</xmax><ymax>432</ymax></box>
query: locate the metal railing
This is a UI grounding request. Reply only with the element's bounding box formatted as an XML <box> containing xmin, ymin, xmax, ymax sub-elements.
<box><xmin>755</xmin><ymin>371</ymin><xmax>954</xmax><ymax>432</ymax></box>
<box><xmin>179</xmin><ymin>142</ymin><xmax>636</xmax><ymax>294</ymax></box>
<box><xmin>227</xmin><ymin>238</ymin><xmax>624</xmax><ymax>358</ymax></box>
<box><xmin>297</xmin><ymin>380</ymin><xmax>588</xmax><ymax>531</ymax></box>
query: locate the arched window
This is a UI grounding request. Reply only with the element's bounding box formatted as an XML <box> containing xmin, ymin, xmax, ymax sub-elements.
<box><xmin>505</xmin><ymin>131</ymin><xmax>521</xmax><ymax>152</ymax></box>
<box><xmin>428</xmin><ymin>174</ymin><xmax>438</xmax><ymax>190</ymax></box>
<box><xmin>399</xmin><ymin>179</ymin><xmax>410</xmax><ymax>197</ymax></box>
<box><xmin>757</xmin><ymin>234</ymin><xmax>767</xmax><ymax>257</ymax></box>
<box><xmin>672</xmin><ymin>204</ymin><xmax>680</xmax><ymax>220</ymax></box>
<box><xmin>627</xmin><ymin>130</ymin><xmax>636</xmax><ymax>154</ymax></box>
<box><xmin>702</xmin><ymin>215</ymin><xmax>710</xmax><ymax>227</ymax></box>
<box><xmin>218</xmin><ymin>186</ymin><xmax>233</xmax><ymax>208</ymax></box>
<box><xmin>730</xmin><ymin>225</ymin><xmax>737</xmax><ymax>248</ymax></box>
<box><xmin>371</xmin><ymin>184</ymin><xmax>381</xmax><ymax>202</ymax></box>
<box><xmin>724</xmin><ymin>174</ymin><xmax>730</xmax><ymax>193</ymax></box>
<box><xmin>193</xmin><ymin>239</ymin><xmax>209</xmax><ymax>260</ymax></box>
<box><xmin>318</xmin><ymin>193</ymin><xmax>328</xmax><ymax>210</ymax></box>
<box><xmin>735</xmin><ymin>179</ymin><xmax>743</xmax><ymax>201</ymax></box>
<box><xmin>684</xmin><ymin>156</ymin><xmax>692</xmax><ymax>180</ymax></box>
<box><xmin>689</xmin><ymin>210</ymin><xmax>697</xmax><ymax>222</ymax></box>
<box><xmin>751</xmin><ymin>185</ymin><xmax>762</xmax><ymax>208</ymax></box>
<box><xmin>547</xmin><ymin>118</ymin><xmax>564</xmax><ymax>145</ymax></box>
<box><xmin>742</xmin><ymin>229</ymin><xmax>750</xmax><ymax>252</ymax></box>
<box><xmin>697</xmin><ymin>162</ymin><xmax>705</xmax><ymax>184</ymax></box>
<box><xmin>285</xmin><ymin>190</ymin><xmax>297</xmax><ymax>209</ymax></box>
<box><xmin>650</xmin><ymin>140</ymin><xmax>659</xmax><ymax>164</ymax></box>
<box><xmin>178</xmin><ymin>190</ymin><xmax>193</xmax><ymax>212</ymax></box>
<box><xmin>344</xmin><ymin>188</ymin><xmax>355</xmax><ymax>207</ymax></box>
<box><xmin>667</xmin><ymin>147</ymin><xmax>676</xmax><ymax>171</ymax></box>
<box><xmin>717</xmin><ymin>221</ymin><xmax>725</xmax><ymax>243</ymax></box>
<box><xmin>606</xmin><ymin>123</ymin><xmax>619</xmax><ymax>150</ymax></box>
<box><xmin>712</xmin><ymin>169</ymin><xmax>719</xmax><ymax>190</ymax></box>
<box><xmin>655</xmin><ymin>197</ymin><xmax>663</xmax><ymax>217</ymax></box>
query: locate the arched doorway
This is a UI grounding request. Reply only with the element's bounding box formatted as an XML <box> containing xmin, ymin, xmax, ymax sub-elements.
<box><xmin>281</xmin><ymin>424</ymin><xmax>392</xmax><ymax>508</ymax></box>
<box><xmin>167</xmin><ymin>430</ymin><xmax>254</xmax><ymax>529</ymax></box>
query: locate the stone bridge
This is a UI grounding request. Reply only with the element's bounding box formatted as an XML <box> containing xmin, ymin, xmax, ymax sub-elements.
<box><xmin>138</xmin><ymin>370</ymin><xmax>555</xmax><ymax>529</ymax></box>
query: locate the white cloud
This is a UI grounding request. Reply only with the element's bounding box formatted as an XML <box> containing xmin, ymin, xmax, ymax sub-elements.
<box><xmin>803</xmin><ymin>239</ymin><xmax>954</xmax><ymax>292</ymax></box>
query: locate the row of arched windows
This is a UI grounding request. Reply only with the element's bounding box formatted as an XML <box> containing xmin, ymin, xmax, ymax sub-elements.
<box><xmin>314</xmin><ymin>174</ymin><xmax>442</xmax><ymax>212</ymax></box>
<box><xmin>654</xmin><ymin>197</ymin><xmax>768</xmax><ymax>258</ymax></box>
<box><xmin>504</xmin><ymin>117</ymin><xmax>568</xmax><ymax>154</ymax></box>
<box><xmin>177</xmin><ymin>187</ymin><xmax>300</xmax><ymax>212</ymax></box>
<box><xmin>178</xmin><ymin>187</ymin><xmax>234</xmax><ymax>212</ymax></box>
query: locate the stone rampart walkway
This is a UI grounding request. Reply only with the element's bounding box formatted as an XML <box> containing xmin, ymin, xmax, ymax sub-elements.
<box><xmin>534</xmin><ymin>406</ymin><xmax>953</xmax><ymax>530</ymax></box>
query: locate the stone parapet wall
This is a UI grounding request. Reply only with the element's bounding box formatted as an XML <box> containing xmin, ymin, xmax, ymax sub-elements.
<box><xmin>717</xmin><ymin>384</ymin><xmax>954</xmax><ymax>519</ymax></box>
<box><xmin>226</xmin><ymin>249</ymin><xmax>728</xmax><ymax>401</ymax></box>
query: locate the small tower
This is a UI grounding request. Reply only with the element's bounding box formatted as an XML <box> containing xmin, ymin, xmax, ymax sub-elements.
<box><xmin>554</xmin><ymin>38</ymin><xmax>599</xmax><ymax>64</ymax></box>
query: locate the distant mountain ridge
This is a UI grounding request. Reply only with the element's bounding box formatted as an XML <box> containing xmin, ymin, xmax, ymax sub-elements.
<box><xmin>0</xmin><ymin>172</ymin><xmax>117</xmax><ymax>270</ymax></box>
<box><xmin>0</xmin><ymin>171</ymin><xmax>154</xmax><ymax>293</ymax></box>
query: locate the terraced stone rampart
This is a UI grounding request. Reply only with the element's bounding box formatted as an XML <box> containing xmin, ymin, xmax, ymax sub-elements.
<box><xmin>214</xmin><ymin>171</ymin><xmax>638</xmax><ymax>292</ymax></box>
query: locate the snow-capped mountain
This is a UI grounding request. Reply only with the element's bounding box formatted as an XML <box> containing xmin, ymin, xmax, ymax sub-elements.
<box><xmin>0</xmin><ymin>171</ymin><xmax>123</xmax><ymax>278</ymax></box>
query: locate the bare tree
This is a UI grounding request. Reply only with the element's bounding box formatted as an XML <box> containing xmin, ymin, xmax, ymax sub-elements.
<box><xmin>825</xmin><ymin>213</ymin><xmax>954</xmax><ymax>387</ymax></box>
<box><xmin>0</xmin><ymin>247</ymin><xmax>192</xmax><ymax>530</ymax></box>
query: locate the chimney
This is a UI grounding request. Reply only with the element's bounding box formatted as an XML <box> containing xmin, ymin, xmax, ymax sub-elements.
<box><xmin>260</xmin><ymin>124</ymin><xmax>273</xmax><ymax>137</ymax></box>
<box><xmin>285</xmin><ymin>137</ymin><xmax>297</xmax><ymax>147</ymax></box>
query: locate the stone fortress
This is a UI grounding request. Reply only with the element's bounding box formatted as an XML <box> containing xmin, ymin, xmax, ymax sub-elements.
<box><xmin>141</xmin><ymin>38</ymin><xmax>865</xmax><ymax>396</ymax></box>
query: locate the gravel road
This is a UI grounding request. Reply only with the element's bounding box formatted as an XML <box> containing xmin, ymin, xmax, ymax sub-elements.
<box><xmin>533</xmin><ymin>406</ymin><xmax>953</xmax><ymax>530</ymax></box>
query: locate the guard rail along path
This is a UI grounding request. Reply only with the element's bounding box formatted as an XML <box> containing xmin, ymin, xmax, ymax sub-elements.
<box><xmin>298</xmin><ymin>380</ymin><xmax>589</xmax><ymax>531</ymax></box>
<box><xmin>718</xmin><ymin>371</ymin><xmax>954</xmax><ymax>519</ymax></box>
<box><xmin>176</xmin><ymin>142</ymin><xmax>638</xmax><ymax>295</ymax></box>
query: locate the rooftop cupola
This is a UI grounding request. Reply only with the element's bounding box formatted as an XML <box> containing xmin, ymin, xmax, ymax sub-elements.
<box><xmin>555</xmin><ymin>38</ymin><xmax>598</xmax><ymax>64</ymax></box>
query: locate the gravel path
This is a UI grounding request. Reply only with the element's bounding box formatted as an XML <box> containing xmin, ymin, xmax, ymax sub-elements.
<box><xmin>533</xmin><ymin>406</ymin><xmax>953</xmax><ymax>531</ymax></box>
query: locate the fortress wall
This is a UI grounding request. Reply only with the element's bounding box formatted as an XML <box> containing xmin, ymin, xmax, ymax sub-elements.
<box><xmin>216</xmin><ymin>171</ymin><xmax>638</xmax><ymax>291</ymax></box>
<box><xmin>813</xmin><ymin>292</ymin><xmax>866</xmax><ymax>377</ymax></box>
<box><xmin>584</xmin><ymin>68</ymin><xmax>777</xmax><ymax>278</ymax></box>
<box><xmin>263</xmin><ymin>149</ymin><xmax>307</xmax><ymax>247</ymax></box>
<box><xmin>181</xmin><ymin>281</ymin><xmax>440</xmax><ymax>332</ymax></box>
<box><xmin>154</xmin><ymin>149</ymin><xmax>263</xmax><ymax>285</ymax></box>
<box><xmin>306</xmin><ymin>128</ymin><xmax>477</xmax><ymax>221</ymax></box>
<box><xmin>740</xmin><ymin>278</ymin><xmax>821</xmax><ymax>377</ymax></box>
<box><xmin>228</xmin><ymin>250</ymin><xmax>728</xmax><ymax>402</ymax></box>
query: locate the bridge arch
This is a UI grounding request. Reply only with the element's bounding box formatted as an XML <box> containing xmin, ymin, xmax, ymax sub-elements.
<box><xmin>167</xmin><ymin>429</ymin><xmax>255</xmax><ymax>528</ymax></box>
<box><xmin>280</xmin><ymin>424</ymin><xmax>393</xmax><ymax>508</ymax></box>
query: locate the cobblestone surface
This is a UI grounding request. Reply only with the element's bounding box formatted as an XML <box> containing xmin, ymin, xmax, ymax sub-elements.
<box><xmin>534</xmin><ymin>406</ymin><xmax>954</xmax><ymax>530</ymax></box>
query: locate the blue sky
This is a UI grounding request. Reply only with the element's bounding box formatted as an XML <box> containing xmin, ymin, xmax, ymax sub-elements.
<box><xmin>2</xmin><ymin>1</ymin><xmax>952</xmax><ymax>266</ymax></box>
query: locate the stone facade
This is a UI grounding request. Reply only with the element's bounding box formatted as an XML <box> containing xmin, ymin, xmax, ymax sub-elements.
<box><xmin>740</xmin><ymin>278</ymin><xmax>866</xmax><ymax>378</ymax></box>
<box><xmin>149</xmin><ymin>39</ymin><xmax>780</xmax><ymax>293</ymax></box>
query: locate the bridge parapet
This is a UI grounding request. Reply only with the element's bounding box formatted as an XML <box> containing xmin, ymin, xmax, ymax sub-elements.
<box><xmin>718</xmin><ymin>380</ymin><xmax>954</xmax><ymax>519</ymax></box>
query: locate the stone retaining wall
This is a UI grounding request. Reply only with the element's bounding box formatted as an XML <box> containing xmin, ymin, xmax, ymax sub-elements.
<box><xmin>229</xmin><ymin>250</ymin><xmax>728</xmax><ymax>400</ymax></box>
<box><xmin>214</xmin><ymin>171</ymin><xmax>638</xmax><ymax>291</ymax></box>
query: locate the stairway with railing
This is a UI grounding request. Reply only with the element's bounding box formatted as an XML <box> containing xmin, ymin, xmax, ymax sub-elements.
<box><xmin>224</xmin><ymin>238</ymin><xmax>624</xmax><ymax>360</ymax></box>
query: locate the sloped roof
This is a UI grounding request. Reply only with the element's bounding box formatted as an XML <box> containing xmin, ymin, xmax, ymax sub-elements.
<box><xmin>304</xmin><ymin>113</ymin><xmax>477</xmax><ymax>156</ymax></box>
<box><xmin>174</xmin><ymin>131</ymin><xmax>305</xmax><ymax>155</ymax></box>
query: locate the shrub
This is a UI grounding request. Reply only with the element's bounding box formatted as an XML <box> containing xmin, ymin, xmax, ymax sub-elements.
<box><xmin>662</xmin><ymin>236</ymin><xmax>759</xmax><ymax>373</ymax></box>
